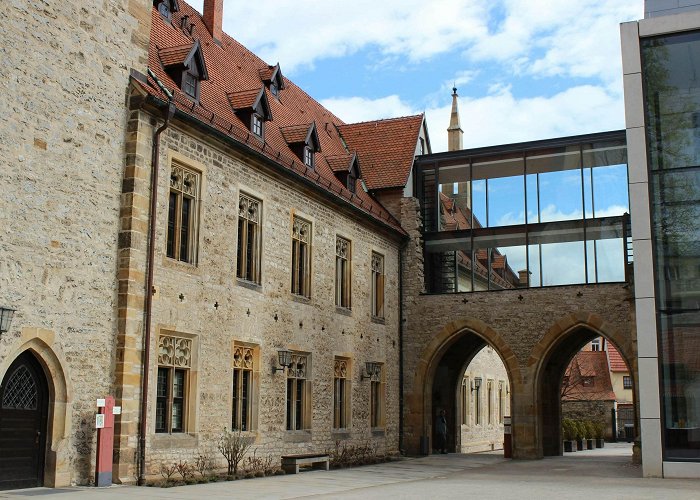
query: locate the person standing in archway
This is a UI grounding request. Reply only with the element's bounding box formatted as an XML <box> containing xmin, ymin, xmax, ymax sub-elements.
<box><xmin>436</xmin><ymin>409</ymin><xmax>448</xmax><ymax>454</ymax></box>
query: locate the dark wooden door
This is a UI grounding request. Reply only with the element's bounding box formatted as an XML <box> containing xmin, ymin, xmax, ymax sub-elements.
<box><xmin>0</xmin><ymin>352</ymin><xmax>49</xmax><ymax>490</ymax></box>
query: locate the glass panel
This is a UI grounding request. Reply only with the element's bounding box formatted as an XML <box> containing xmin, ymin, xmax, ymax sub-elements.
<box><xmin>286</xmin><ymin>378</ymin><xmax>293</xmax><ymax>430</ymax></box>
<box><xmin>180</xmin><ymin>196</ymin><xmax>191</xmax><ymax>262</ymax></box>
<box><xmin>540</xmin><ymin>240</ymin><xmax>586</xmax><ymax>286</ymax></box>
<box><xmin>643</xmin><ymin>31</ymin><xmax>700</xmax><ymax>460</ymax></box>
<box><xmin>232</xmin><ymin>369</ymin><xmax>240</xmax><ymax>430</ymax></box>
<box><xmin>167</xmin><ymin>192</ymin><xmax>177</xmax><ymax>258</ymax></box>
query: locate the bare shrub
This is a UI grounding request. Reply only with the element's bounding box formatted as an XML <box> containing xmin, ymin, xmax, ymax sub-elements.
<box><xmin>217</xmin><ymin>428</ymin><xmax>254</xmax><ymax>476</ymax></box>
<box><xmin>195</xmin><ymin>453</ymin><xmax>216</xmax><ymax>478</ymax></box>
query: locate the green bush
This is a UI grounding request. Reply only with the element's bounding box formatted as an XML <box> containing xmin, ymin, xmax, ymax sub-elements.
<box><xmin>574</xmin><ymin>420</ymin><xmax>585</xmax><ymax>440</ymax></box>
<box><xmin>584</xmin><ymin>421</ymin><xmax>595</xmax><ymax>439</ymax></box>
<box><xmin>562</xmin><ymin>418</ymin><xmax>575</xmax><ymax>440</ymax></box>
<box><xmin>593</xmin><ymin>421</ymin><xmax>605</xmax><ymax>439</ymax></box>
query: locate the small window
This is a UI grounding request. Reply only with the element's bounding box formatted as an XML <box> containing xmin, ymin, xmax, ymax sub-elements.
<box><xmin>498</xmin><ymin>382</ymin><xmax>505</xmax><ymax>423</ymax></box>
<box><xmin>487</xmin><ymin>380</ymin><xmax>493</xmax><ymax>424</ymax></box>
<box><xmin>474</xmin><ymin>382</ymin><xmax>481</xmax><ymax>425</ymax></box>
<box><xmin>291</xmin><ymin>216</ymin><xmax>311</xmax><ymax>298</ymax></box>
<box><xmin>251</xmin><ymin>114</ymin><xmax>263</xmax><ymax>138</ymax></box>
<box><xmin>183</xmin><ymin>71</ymin><xmax>198</xmax><ymax>99</ymax></box>
<box><xmin>232</xmin><ymin>345</ymin><xmax>256</xmax><ymax>431</ymax></box>
<box><xmin>419</xmin><ymin>137</ymin><xmax>426</xmax><ymax>155</ymax></box>
<box><xmin>286</xmin><ymin>353</ymin><xmax>309</xmax><ymax>431</ymax></box>
<box><xmin>237</xmin><ymin>194</ymin><xmax>262</xmax><ymax>284</ymax></box>
<box><xmin>166</xmin><ymin>162</ymin><xmax>200</xmax><ymax>264</ymax></box>
<box><xmin>461</xmin><ymin>378</ymin><xmax>469</xmax><ymax>425</ymax></box>
<box><xmin>591</xmin><ymin>338</ymin><xmax>601</xmax><ymax>351</ymax></box>
<box><xmin>304</xmin><ymin>146</ymin><xmax>314</xmax><ymax>168</ymax></box>
<box><xmin>333</xmin><ymin>358</ymin><xmax>350</xmax><ymax>429</ymax></box>
<box><xmin>156</xmin><ymin>335</ymin><xmax>193</xmax><ymax>433</ymax></box>
<box><xmin>370</xmin><ymin>364</ymin><xmax>384</xmax><ymax>429</ymax></box>
<box><xmin>623</xmin><ymin>375</ymin><xmax>633</xmax><ymax>389</ymax></box>
<box><xmin>270</xmin><ymin>80</ymin><xmax>279</xmax><ymax>97</ymax></box>
<box><xmin>583</xmin><ymin>377</ymin><xmax>594</xmax><ymax>387</ymax></box>
<box><xmin>335</xmin><ymin>236</ymin><xmax>351</xmax><ymax>309</ymax></box>
<box><xmin>347</xmin><ymin>173</ymin><xmax>357</xmax><ymax>193</ymax></box>
<box><xmin>371</xmin><ymin>252</ymin><xmax>384</xmax><ymax>318</ymax></box>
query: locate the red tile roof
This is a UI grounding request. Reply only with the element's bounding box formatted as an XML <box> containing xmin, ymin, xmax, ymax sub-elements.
<box><xmin>142</xmin><ymin>1</ymin><xmax>413</xmax><ymax>233</ymax></box>
<box><xmin>158</xmin><ymin>43</ymin><xmax>194</xmax><ymax>67</ymax></box>
<box><xmin>326</xmin><ymin>154</ymin><xmax>354</xmax><ymax>173</ymax></box>
<box><xmin>338</xmin><ymin>115</ymin><xmax>424</xmax><ymax>190</ymax></box>
<box><xmin>563</xmin><ymin>351</ymin><xmax>616</xmax><ymax>401</ymax></box>
<box><xmin>227</xmin><ymin>88</ymin><xmax>262</xmax><ymax>110</ymax></box>
<box><xmin>606</xmin><ymin>343</ymin><xmax>628</xmax><ymax>373</ymax></box>
<box><xmin>280</xmin><ymin>123</ymin><xmax>314</xmax><ymax>145</ymax></box>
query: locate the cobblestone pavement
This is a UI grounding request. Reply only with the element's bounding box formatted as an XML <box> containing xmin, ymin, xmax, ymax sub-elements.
<box><xmin>2</xmin><ymin>444</ymin><xmax>698</xmax><ymax>499</ymax></box>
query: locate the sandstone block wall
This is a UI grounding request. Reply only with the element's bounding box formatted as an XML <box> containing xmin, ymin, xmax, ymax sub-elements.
<box><xmin>116</xmin><ymin>105</ymin><xmax>402</xmax><ymax>479</ymax></box>
<box><xmin>0</xmin><ymin>0</ymin><xmax>151</xmax><ymax>487</ymax></box>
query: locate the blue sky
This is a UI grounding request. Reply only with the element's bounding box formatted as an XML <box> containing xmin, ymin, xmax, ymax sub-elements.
<box><xmin>188</xmin><ymin>0</ymin><xmax>642</xmax><ymax>152</ymax></box>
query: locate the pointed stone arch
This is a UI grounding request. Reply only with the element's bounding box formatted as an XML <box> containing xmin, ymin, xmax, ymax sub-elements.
<box><xmin>404</xmin><ymin>317</ymin><xmax>520</xmax><ymax>455</ymax></box>
<box><xmin>527</xmin><ymin>311</ymin><xmax>637</xmax><ymax>457</ymax></box>
<box><xmin>0</xmin><ymin>328</ymin><xmax>73</xmax><ymax>487</ymax></box>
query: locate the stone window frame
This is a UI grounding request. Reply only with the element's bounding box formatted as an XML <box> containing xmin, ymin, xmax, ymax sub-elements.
<box><xmin>154</xmin><ymin>330</ymin><xmax>198</xmax><ymax>435</ymax></box>
<box><xmin>237</xmin><ymin>192</ymin><xmax>263</xmax><ymax>285</ymax></box>
<box><xmin>286</xmin><ymin>352</ymin><xmax>311</xmax><ymax>432</ymax></box>
<box><xmin>461</xmin><ymin>376</ymin><xmax>470</xmax><ymax>425</ymax></box>
<box><xmin>166</xmin><ymin>159</ymin><xmax>202</xmax><ymax>265</ymax></box>
<box><xmin>498</xmin><ymin>381</ymin><xmax>505</xmax><ymax>424</ymax></box>
<box><xmin>369</xmin><ymin>363</ymin><xmax>385</xmax><ymax>430</ymax></box>
<box><xmin>487</xmin><ymin>380</ymin><xmax>494</xmax><ymax>425</ymax></box>
<box><xmin>371</xmin><ymin>252</ymin><xmax>385</xmax><ymax>319</ymax></box>
<box><xmin>335</xmin><ymin>236</ymin><xmax>352</xmax><ymax>310</ymax></box>
<box><xmin>291</xmin><ymin>216</ymin><xmax>312</xmax><ymax>298</ymax></box>
<box><xmin>231</xmin><ymin>342</ymin><xmax>260</xmax><ymax>432</ymax></box>
<box><xmin>333</xmin><ymin>357</ymin><xmax>352</xmax><ymax>430</ymax></box>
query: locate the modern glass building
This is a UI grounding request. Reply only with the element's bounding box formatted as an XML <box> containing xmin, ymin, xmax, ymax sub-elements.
<box><xmin>622</xmin><ymin>0</ymin><xmax>700</xmax><ymax>478</ymax></box>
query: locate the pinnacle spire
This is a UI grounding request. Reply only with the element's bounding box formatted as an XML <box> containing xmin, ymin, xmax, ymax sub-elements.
<box><xmin>447</xmin><ymin>86</ymin><xmax>463</xmax><ymax>151</ymax></box>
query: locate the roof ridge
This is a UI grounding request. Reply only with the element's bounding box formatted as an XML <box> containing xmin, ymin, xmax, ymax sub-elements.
<box><xmin>341</xmin><ymin>114</ymin><xmax>424</xmax><ymax>127</ymax></box>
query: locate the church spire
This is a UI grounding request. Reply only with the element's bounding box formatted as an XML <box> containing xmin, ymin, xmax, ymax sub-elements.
<box><xmin>447</xmin><ymin>86</ymin><xmax>464</xmax><ymax>151</ymax></box>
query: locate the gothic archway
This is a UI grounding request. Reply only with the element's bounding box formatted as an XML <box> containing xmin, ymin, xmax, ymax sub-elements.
<box><xmin>0</xmin><ymin>351</ymin><xmax>49</xmax><ymax>490</ymax></box>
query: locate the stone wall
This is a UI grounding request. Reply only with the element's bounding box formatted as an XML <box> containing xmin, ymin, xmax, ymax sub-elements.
<box><xmin>0</xmin><ymin>0</ymin><xmax>151</xmax><ymax>487</ymax></box>
<box><xmin>116</xmin><ymin>103</ymin><xmax>402</xmax><ymax>480</ymax></box>
<box><xmin>398</xmin><ymin>196</ymin><xmax>637</xmax><ymax>458</ymax></box>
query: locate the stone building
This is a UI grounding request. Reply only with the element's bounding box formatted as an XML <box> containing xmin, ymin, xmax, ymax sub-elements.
<box><xmin>0</xmin><ymin>0</ymin><xmax>152</xmax><ymax>490</ymax></box>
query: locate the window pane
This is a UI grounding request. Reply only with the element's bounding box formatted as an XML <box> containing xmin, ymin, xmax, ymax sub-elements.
<box><xmin>286</xmin><ymin>378</ymin><xmax>293</xmax><ymax>430</ymax></box>
<box><xmin>237</xmin><ymin>218</ymin><xmax>245</xmax><ymax>278</ymax></box>
<box><xmin>232</xmin><ymin>369</ymin><xmax>240</xmax><ymax>430</ymax></box>
<box><xmin>295</xmin><ymin>379</ymin><xmax>304</xmax><ymax>430</ymax></box>
<box><xmin>242</xmin><ymin>370</ymin><xmax>250</xmax><ymax>431</ymax></box>
<box><xmin>180</xmin><ymin>196</ymin><xmax>191</xmax><ymax>262</ymax></box>
<box><xmin>167</xmin><ymin>192</ymin><xmax>177</xmax><ymax>258</ymax></box>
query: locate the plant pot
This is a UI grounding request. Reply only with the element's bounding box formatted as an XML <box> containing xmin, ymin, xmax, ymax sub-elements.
<box><xmin>586</xmin><ymin>439</ymin><xmax>594</xmax><ymax>450</ymax></box>
<box><xmin>576</xmin><ymin>439</ymin><xmax>584</xmax><ymax>451</ymax></box>
<box><xmin>563</xmin><ymin>440</ymin><xmax>575</xmax><ymax>452</ymax></box>
<box><xmin>595</xmin><ymin>438</ymin><xmax>605</xmax><ymax>448</ymax></box>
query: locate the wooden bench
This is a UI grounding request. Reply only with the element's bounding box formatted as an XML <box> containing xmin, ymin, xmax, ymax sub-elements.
<box><xmin>281</xmin><ymin>453</ymin><xmax>330</xmax><ymax>474</ymax></box>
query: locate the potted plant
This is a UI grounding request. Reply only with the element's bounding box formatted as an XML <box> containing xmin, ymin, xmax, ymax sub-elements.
<box><xmin>562</xmin><ymin>418</ymin><xmax>576</xmax><ymax>452</ymax></box>
<box><xmin>575</xmin><ymin>421</ymin><xmax>585</xmax><ymax>451</ymax></box>
<box><xmin>584</xmin><ymin>421</ymin><xmax>595</xmax><ymax>450</ymax></box>
<box><xmin>594</xmin><ymin>421</ymin><xmax>605</xmax><ymax>448</ymax></box>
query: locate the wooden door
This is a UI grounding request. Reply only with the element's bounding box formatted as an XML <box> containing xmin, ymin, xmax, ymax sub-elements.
<box><xmin>0</xmin><ymin>352</ymin><xmax>48</xmax><ymax>490</ymax></box>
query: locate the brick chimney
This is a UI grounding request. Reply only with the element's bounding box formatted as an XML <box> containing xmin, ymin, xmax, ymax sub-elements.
<box><xmin>203</xmin><ymin>0</ymin><xmax>223</xmax><ymax>45</ymax></box>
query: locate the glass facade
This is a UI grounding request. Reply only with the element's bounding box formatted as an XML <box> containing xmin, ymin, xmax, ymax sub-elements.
<box><xmin>643</xmin><ymin>31</ymin><xmax>700</xmax><ymax>461</ymax></box>
<box><xmin>416</xmin><ymin>133</ymin><xmax>630</xmax><ymax>293</ymax></box>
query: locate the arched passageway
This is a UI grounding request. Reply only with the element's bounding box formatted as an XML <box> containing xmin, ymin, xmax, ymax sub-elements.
<box><xmin>533</xmin><ymin>318</ymin><xmax>638</xmax><ymax>457</ymax></box>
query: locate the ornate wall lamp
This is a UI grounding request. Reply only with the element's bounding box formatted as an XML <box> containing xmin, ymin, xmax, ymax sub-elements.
<box><xmin>272</xmin><ymin>349</ymin><xmax>292</xmax><ymax>374</ymax></box>
<box><xmin>361</xmin><ymin>361</ymin><xmax>381</xmax><ymax>381</ymax></box>
<box><xmin>471</xmin><ymin>377</ymin><xmax>482</xmax><ymax>393</ymax></box>
<box><xmin>0</xmin><ymin>306</ymin><xmax>16</xmax><ymax>335</ymax></box>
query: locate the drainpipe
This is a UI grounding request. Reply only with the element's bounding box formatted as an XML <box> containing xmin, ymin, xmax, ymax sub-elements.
<box><xmin>398</xmin><ymin>243</ymin><xmax>406</xmax><ymax>454</ymax></box>
<box><xmin>138</xmin><ymin>69</ymin><xmax>175</xmax><ymax>485</ymax></box>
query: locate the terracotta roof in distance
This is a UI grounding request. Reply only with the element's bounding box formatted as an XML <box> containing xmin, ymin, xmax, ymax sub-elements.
<box><xmin>606</xmin><ymin>344</ymin><xmax>628</xmax><ymax>372</ymax></box>
<box><xmin>159</xmin><ymin>43</ymin><xmax>194</xmax><ymax>66</ymax></box>
<box><xmin>338</xmin><ymin>115</ymin><xmax>424</xmax><ymax>190</ymax></box>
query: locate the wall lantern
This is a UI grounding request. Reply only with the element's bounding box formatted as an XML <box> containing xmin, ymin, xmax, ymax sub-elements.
<box><xmin>361</xmin><ymin>361</ymin><xmax>381</xmax><ymax>381</ymax></box>
<box><xmin>272</xmin><ymin>349</ymin><xmax>292</xmax><ymax>373</ymax></box>
<box><xmin>0</xmin><ymin>306</ymin><xmax>16</xmax><ymax>335</ymax></box>
<box><xmin>471</xmin><ymin>377</ymin><xmax>482</xmax><ymax>393</ymax></box>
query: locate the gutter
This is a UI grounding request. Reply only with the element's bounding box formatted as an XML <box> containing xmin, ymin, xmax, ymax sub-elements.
<box><xmin>138</xmin><ymin>69</ymin><xmax>176</xmax><ymax>486</ymax></box>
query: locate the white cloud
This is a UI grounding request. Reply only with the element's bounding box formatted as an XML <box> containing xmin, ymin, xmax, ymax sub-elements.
<box><xmin>319</xmin><ymin>95</ymin><xmax>414</xmax><ymax>124</ymax></box>
<box><xmin>427</xmin><ymin>84</ymin><xmax>625</xmax><ymax>152</ymax></box>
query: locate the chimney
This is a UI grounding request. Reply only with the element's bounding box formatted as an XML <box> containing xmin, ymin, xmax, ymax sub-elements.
<box><xmin>203</xmin><ymin>0</ymin><xmax>223</xmax><ymax>45</ymax></box>
<box><xmin>518</xmin><ymin>269</ymin><xmax>531</xmax><ymax>288</ymax></box>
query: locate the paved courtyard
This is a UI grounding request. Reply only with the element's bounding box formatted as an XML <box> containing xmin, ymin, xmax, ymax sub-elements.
<box><xmin>2</xmin><ymin>444</ymin><xmax>698</xmax><ymax>499</ymax></box>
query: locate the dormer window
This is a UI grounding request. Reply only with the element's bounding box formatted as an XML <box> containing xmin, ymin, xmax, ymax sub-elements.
<box><xmin>159</xmin><ymin>40</ymin><xmax>208</xmax><ymax>102</ymax></box>
<box><xmin>227</xmin><ymin>87</ymin><xmax>272</xmax><ymax>140</ymax></box>
<box><xmin>304</xmin><ymin>146</ymin><xmax>314</xmax><ymax>168</ymax></box>
<box><xmin>326</xmin><ymin>153</ymin><xmax>361</xmax><ymax>193</ymax></box>
<box><xmin>280</xmin><ymin>123</ymin><xmax>321</xmax><ymax>169</ymax></box>
<box><xmin>252</xmin><ymin>114</ymin><xmax>263</xmax><ymax>137</ymax></box>
<box><xmin>259</xmin><ymin>63</ymin><xmax>285</xmax><ymax>98</ymax></box>
<box><xmin>154</xmin><ymin>0</ymin><xmax>179</xmax><ymax>20</ymax></box>
<box><xmin>183</xmin><ymin>72</ymin><xmax>197</xmax><ymax>99</ymax></box>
